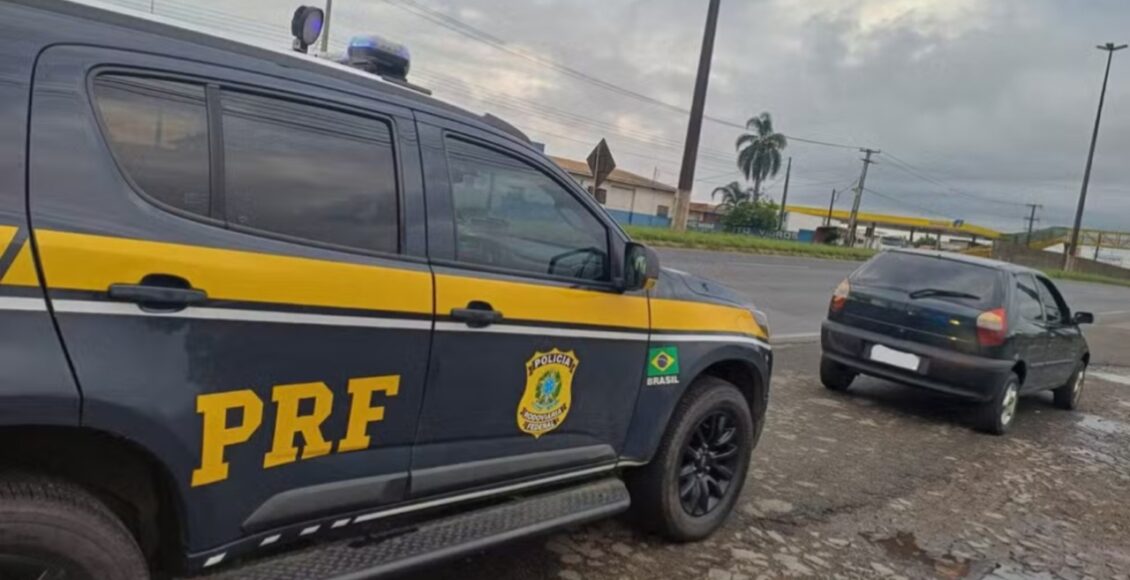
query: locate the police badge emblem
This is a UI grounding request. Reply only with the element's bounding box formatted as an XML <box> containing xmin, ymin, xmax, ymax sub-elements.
<box><xmin>516</xmin><ymin>348</ymin><xmax>579</xmax><ymax>438</ymax></box>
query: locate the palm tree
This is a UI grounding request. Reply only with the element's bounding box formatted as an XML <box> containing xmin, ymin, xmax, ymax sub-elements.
<box><xmin>736</xmin><ymin>112</ymin><xmax>788</xmax><ymax>200</ymax></box>
<box><xmin>711</xmin><ymin>181</ymin><xmax>753</xmax><ymax>208</ymax></box>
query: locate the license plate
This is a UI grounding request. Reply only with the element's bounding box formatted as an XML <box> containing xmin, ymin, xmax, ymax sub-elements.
<box><xmin>870</xmin><ymin>344</ymin><xmax>921</xmax><ymax>371</ymax></box>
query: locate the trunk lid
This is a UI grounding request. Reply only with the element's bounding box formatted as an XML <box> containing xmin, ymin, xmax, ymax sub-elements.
<box><xmin>834</xmin><ymin>252</ymin><xmax>1005</xmax><ymax>354</ymax></box>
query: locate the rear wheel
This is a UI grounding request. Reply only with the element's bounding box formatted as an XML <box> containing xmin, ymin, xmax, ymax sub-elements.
<box><xmin>0</xmin><ymin>472</ymin><xmax>149</xmax><ymax>580</ymax></box>
<box><xmin>820</xmin><ymin>356</ymin><xmax>856</xmax><ymax>392</ymax></box>
<box><xmin>1053</xmin><ymin>361</ymin><xmax>1086</xmax><ymax>410</ymax></box>
<box><xmin>627</xmin><ymin>376</ymin><xmax>754</xmax><ymax>542</ymax></box>
<box><xmin>977</xmin><ymin>373</ymin><xmax>1020</xmax><ymax>435</ymax></box>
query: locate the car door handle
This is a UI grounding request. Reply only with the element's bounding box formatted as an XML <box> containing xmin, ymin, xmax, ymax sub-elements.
<box><xmin>108</xmin><ymin>275</ymin><xmax>208</xmax><ymax>312</ymax></box>
<box><xmin>450</xmin><ymin>301</ymin><xmax>503</xmax><ymax>328</ymax></box>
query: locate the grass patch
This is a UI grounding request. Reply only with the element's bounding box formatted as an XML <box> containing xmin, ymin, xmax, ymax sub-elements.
<box><xmin>1044</xmin><ymin>269</ymin><xmax>1130</xmax><ymax>288</ymax></box>
<box><xmin>624</xmin><ymin>226</ymin><xmax>876</xmax><ymax>261</ymax></box>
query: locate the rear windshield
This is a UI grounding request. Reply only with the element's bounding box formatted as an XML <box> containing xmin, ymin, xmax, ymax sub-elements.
<box><xmin>851</xmin><ymin>252</ymin><xmax>1001</xmax><ymax>307</ymax></box>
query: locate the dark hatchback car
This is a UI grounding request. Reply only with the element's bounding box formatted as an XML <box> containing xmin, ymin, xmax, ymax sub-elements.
<box><xmin>821</xmin><ymin>250</ymin><xmax>1093</xmax><ymax>434</ymax></box>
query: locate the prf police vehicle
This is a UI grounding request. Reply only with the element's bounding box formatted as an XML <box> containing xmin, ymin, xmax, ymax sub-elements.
<box><xmin>0</xmin><ymin>2</ymin><xmax>773</xmax><ymax>578</ymax></box>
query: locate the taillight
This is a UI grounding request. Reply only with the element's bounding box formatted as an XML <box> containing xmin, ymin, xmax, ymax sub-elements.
<box><xmin>977</xmin><ymin>308</ymin><xmax>1007</xmax><ymax>346</ymax></box>
<box><xmin>830</xmin><ymin>279</ymin><xmax>850</xmax><ymax>313</ymax></box>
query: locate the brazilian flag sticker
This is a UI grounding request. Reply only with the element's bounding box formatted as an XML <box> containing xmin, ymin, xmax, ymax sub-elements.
<box><xmin>647</xmin><ymin>346</ymin><xmax>680</xmax><ymax>386</ymax></box>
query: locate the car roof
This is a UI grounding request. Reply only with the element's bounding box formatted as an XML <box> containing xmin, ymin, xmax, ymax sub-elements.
<box><xmin>887</xmin><ymin>249</ymin><xmax>1044</xmax><ymax>276</ymax></box>
<box><xmin>16</xmin><ymin>0</ymin><xmax>536</xmax><ymax>151</ymax></box>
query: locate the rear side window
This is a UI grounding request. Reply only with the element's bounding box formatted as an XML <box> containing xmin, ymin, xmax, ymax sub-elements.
<box><xmin>1015</xmin><ymin>274</ymin><xmax>1045</xmax><ymax>322</ymax></box>
<box><xmin>222</xmin><ymin>92</ymin><xmax>399</xmax><ymax>254</ymax></box>
<box><xmin>1036</xmin><ymin>277</ymin><xmax>1069</xmax><ymax>323</ymax></box>
<box><xmin>93</xmin><ymin>76</ymin><xmax>210</xmax><ymax>216</ymax></box>
<box><xmin>851</xmin><ymin>253</ymin><xmax>1001</xmax><ymax>307</ymax></box>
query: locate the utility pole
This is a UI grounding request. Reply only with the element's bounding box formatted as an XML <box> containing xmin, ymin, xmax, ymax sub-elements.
<box><xmin>671</xmin><ymin>0</ymin><xmax>722</xmax><ymax>232</ymax></box>
<box><xmin>1065</xmin><ymin>42</ymin><xmax>1126</xmax><ymax>270</ymax></box>
<box><xmin>319</xmin><ymin>0</ymin><xmax>334</xmax><ymax>54</ymax></box>
<box><xmin>846</xmin><ymin>148</ymin><xmax>880</xmax><ymax>247</ymax></box>
<box><xmin>825</xmin><ymin>188</ymin><xmax>837</xmax><ymax>227</ymax></box>
<box><xmin>778</xmin><ymin>157</ymin><xmax>792</xmax><ymax>230</ymax></box>
<box><xmin>1024</xmin><ymin>203</ymin><xmax>1042</xmax><ymax>247</ymax></box>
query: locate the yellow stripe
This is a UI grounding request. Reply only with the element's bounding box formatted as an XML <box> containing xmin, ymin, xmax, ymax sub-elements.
<box><xmin>24</xmin><ymin>230</ymin><xmax>432</xmax><ymax>314</ymax></box>
<box><xmin>9</xmin><ymin>229</ymin><xmax>765</xmax><ymax>339</ymax></box>
<box><xmin>651</xmin><ymin>298</ymin><xmax>767</xmax><ymax>340</ymax></box>
<box><xmin>0</xmin><ymin>225</ymin><xmax>15</xmax><ymax>248</ymax></box>
<box><xmin>436</xmin><ymin>274</ymin><xmax>650</xmax><ymax>329</ymax></box>
<box><xmin>0</xmin><ymin>241</ymin><xmax>39</xmax><ymax>286</ymax></box>
<box><xmin>436</xmin><ymin>275</ymin><xmax>765</xmax><ymax>339</ymax></box>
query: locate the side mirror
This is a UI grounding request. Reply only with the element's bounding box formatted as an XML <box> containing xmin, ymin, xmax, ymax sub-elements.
<box><xmin>623</xmin><ymin>242</ymin><xmax>660</xmax><ymax>292</ymax></box>
<box><xmin>1073</xmin><ymin>311</ymin><xmax>1094</xmax><ymax>325</ymax></box>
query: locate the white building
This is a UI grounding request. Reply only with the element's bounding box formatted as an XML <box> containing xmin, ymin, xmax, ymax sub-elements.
<box><xmin>550</xmin><ymin>156</ymin><xmax>676</xmax><ymax>227</ymax></box>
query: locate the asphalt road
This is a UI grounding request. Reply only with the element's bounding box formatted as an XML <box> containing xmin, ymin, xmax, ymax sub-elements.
<box><xmin>656</xmin><ymin>248</ymin><xmax>1130</xmax><ymax>344</ymax></box>
<box><xmin>429</xmin><ymin>251</ymin><xmax>1130</xmax><ymax>580</ymax></box>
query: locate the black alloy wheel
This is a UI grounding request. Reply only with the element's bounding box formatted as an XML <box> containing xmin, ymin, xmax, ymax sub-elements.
<box><xmin>679</xmin><ymin>410</ymin><xmax>741</xmax><ymax>517</ymax></box>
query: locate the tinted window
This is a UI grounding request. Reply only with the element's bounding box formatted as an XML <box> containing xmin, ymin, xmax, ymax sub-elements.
<box><xmin>1036</xmin><ymin>277</ymin><xmax>1068</xmax><ymax>323</ymax></box>
<box><xmin>1015</xmin><ymin>274</ymin><xmax>1044</xmax><ymax>322</ymax></box>
<box><xmin>223</xmin><ymin>92</ymin><xmax>398</xmax><ymax>253</ymax></box>
<box><xmin>851</xmin><ymin>253</ymin><xmax>1000</xmax><ymax>307</ymax></box>
<box><xmin>94</xmin><ymin>76</ymin><xmax>210</xmax><ymax>216</ymax></box>
<box><xmin>446</xmin><ymin>139</ymin><xmax>609</xmax><ymax>281</ymax></box>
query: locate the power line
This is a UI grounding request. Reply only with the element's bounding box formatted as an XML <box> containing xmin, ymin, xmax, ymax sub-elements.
<box><xmin>882</xmin><ymin>152</ymin><xmax>1025</xmax><ymax>207</ymax></box>
<box><xmin>864</xmin><ymin>187</ymin><xmax>963</xmax><ymax>221</ymax></box>
<box><xmin>382</xmin><ymin>0</ymin><xmax>862</xmax><ymax>151</ymax></box>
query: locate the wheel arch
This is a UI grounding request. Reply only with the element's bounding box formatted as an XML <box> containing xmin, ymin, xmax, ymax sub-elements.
<box><xmin>619</xmin><ymin>343</ymin><xmax>771</xmax><ymax>465</ymax></box>
<box><xmin>1012</xmin><ymin>360</ymin><xmax>1027</xmax><ymax>385</ymax></box>
<box><xmin>0</xmin><ymin>425</ymin><xmax>186</xmax><ymax>571</ymax></box>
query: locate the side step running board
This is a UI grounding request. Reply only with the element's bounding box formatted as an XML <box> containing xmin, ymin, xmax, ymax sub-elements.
<box><xmin>191</xmin><ymin>477</ymin><xmax>630</xmax><ymax>580</ymax></box>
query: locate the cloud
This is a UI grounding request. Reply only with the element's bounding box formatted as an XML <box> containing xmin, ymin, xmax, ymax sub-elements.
<box><xmin>111</xmin><ymin>0</ymin><xmax>1130</xmax><ymax>232</ymax></box>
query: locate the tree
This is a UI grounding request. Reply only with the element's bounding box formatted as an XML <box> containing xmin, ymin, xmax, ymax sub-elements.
<box><xmin>720</xmin><ymin>198</ymin><xmax>780</xmax><ymax>233</ymax></box>
<box><xmin>711</xmin><ymin>181</ymin><xmax>754</xmax><ymax>210</ymax></box>
<box><xmin>736</xmin><ymin>112</ymin><xmax>788</xmax><ymax>201</ymax></box>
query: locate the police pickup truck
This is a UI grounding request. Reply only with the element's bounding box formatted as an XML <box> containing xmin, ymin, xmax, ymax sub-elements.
<box><xmin>0</xmin><ymin>2</ymin><xmax>773</xmax><ymax>578</ymax></box>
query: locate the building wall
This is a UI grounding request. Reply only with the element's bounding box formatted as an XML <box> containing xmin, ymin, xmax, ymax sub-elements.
<box><xmin>569</xmin><ymin>174</ymin><xmax>676</xmax><ymax>221</ymax></box>
<box><xmin>995</xmin><ymin>244</ymin><xmax>1130</xmax><ymax>280</ymax></box>
<box><xmin>1044</xmin><ymin>243</ymin><xmax>1128</xmax><ymax>268</ymax></box>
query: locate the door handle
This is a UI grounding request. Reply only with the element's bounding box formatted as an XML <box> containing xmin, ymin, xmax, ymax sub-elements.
<box><xmin>108</xmin><ymin>274</ymin><xmax>207</xmax><ymax>312</ymax></box>
<box><xmin>450</xmin><ymin>300</ymin><xmax>503</xmax><ymax>328</ymax></box>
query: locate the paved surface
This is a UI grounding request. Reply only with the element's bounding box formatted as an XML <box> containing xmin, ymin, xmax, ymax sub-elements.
<box><xmin>439</xmin><ymin>331</ymin><xmax>1130</xmax><ymax>580</ymax></box>
<box><xmin>656</xmin><ymin>248</ymin><xmax>1130</xmax><ymax>342</ymax></box>
<box><xmin>429</xmin><ymin>252</ymin><xmax>1130</xmax><ymax>580</ymax></box>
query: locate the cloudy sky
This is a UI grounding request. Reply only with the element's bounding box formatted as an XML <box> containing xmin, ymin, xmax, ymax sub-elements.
<box><xmin>111</xmin><ymin>0</ymin><xmax>1129</xmax><ymax>233</ymax></box>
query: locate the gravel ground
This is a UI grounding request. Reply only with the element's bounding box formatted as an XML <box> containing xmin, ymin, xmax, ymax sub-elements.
<box><xmin>429</xmin><ymin>313</ymin><xmax>1130</xmax><ymax>580</ymax></box>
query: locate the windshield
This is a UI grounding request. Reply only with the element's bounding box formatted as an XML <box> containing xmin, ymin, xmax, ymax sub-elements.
<box><xmin>852</xmin><ymin>253</ymin><xmax>1001</xmax><ymax>307</ymax></box>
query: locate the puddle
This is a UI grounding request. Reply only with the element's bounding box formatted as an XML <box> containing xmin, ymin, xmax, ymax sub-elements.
<box><xmin>1077</xmin><ymin>414</ymin><xmax>1130</xmax><ymax>436</ymax></box>
<box><xmin>862</xmin><ymin>531</ymin><xmax>976</xmax><ymax>578</ymax></box>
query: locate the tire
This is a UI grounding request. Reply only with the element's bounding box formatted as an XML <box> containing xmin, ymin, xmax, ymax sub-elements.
<box><xmin>1053</xmin><ymin>361</ymin><xmax>1087</xmax><ymax>411</ymax></box>
<box><xmin>977</xmin><ymin>373</ymin><xmax>1020</xmax><ymax>436</ymax></box>
<box><xmin>0</xmin><ymin>471</ymin><xmax>149</xmax><ymax>580</ymax></box>
<box><xmin>627</xmin><ymin>376</ymin><xmax>755</xmax><ymax>542</ymax></box>
<box><xmin>820</xmin><ymin>356</ymin><xmax>855</xmax><ymax>392</ymax></box>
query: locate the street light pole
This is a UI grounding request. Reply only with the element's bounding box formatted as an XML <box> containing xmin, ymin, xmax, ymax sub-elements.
<box><xmin>1064</xmin><ymin>42</ymin><xmax>1126</xmax><ymax>270</ymax></box>
<box><xmin>672</xmin><ymin>0</ymin><xmax>722</xmax><ymax>232</ymax></box>
<box><xmin>319</xmin><ymin>0</ymin><xmax>334</xmax><ymax>54</ymax></box>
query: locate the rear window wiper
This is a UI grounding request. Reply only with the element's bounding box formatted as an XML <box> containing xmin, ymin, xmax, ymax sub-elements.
<box><xmin>908</xmin><ymin>288</ymin><xmax>982</xmax><ymax>301</ymax></box>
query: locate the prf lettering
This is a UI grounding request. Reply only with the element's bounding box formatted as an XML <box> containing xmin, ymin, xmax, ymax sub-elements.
<box><xmin>190</xmin><ymin>375</ymin><xmax>400</xmax><ymax>487</ymax></box>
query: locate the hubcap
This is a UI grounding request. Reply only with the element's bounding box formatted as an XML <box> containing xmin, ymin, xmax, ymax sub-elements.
<box><xmin>0</xmin><ymin>553</ymin><xmax>71</xmax><ymax>580</ymax></box>
<box><xmin>1001</xmin><ymin>382</ymin><xmax>1018</xmax><ymax>426</ymax></box>
<box><xmin>678</xmin><ymin>410</ymin><xmax>742</xmax><ymax>517</ymax></box>
<box><xmin>1073</xmin><ymin>368</ymin><xmax>1086</xmax><ymax>404</ymax></box>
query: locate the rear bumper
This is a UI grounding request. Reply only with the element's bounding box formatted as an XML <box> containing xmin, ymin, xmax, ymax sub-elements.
<box><xmin>821</xmin><ymin>320</ymin><xmax>1013</xmax><ymax>402</ymax></box>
